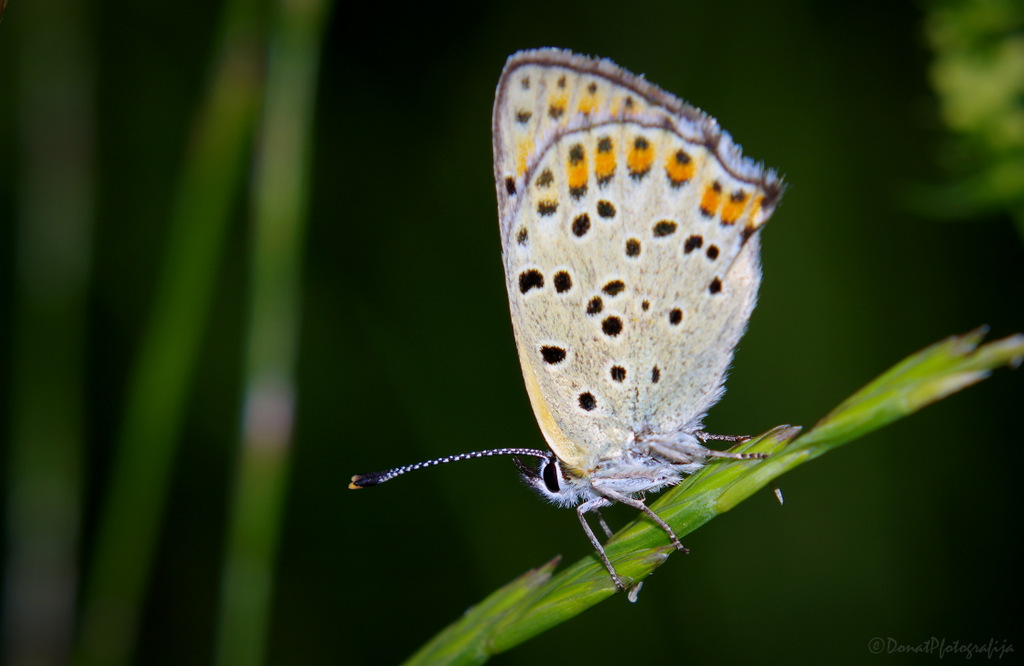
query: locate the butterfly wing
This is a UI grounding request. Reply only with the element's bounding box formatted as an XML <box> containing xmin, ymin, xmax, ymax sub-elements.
<box><xmin>492</xmin><ymin>49</ymin><xmax>782</xmax><ymax>474</ymax></box>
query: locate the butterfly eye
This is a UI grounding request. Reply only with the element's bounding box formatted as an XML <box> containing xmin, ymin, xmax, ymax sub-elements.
<box><xmin>541</xmin><ymin>458</ymin><xmax>561</xmax><ymax>493</ymax></box>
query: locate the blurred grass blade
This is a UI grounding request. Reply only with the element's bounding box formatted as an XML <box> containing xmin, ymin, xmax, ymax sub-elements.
<box><xmin>73</xmin><ymin>3</ymin><xmax>265</xmax><ymax>665</ymax></box>
<box><xmin>4</xmin><ymin>2</ymin><xmax>93</xmax><ymax>664</ymax></box>
<box><xmin>923</xmin><ymin>1</ymin><xmax>1024</xmax><ymax>239</ymax></box>
<box><xmin>406</xmin><ymin>329</ymin><xmax>1024</xmax><ymax>663</ymax></box>
<box><xmin>213</xmin><ymin>0</ymin><xmax>330</xmax><ymax>665</ymax></box>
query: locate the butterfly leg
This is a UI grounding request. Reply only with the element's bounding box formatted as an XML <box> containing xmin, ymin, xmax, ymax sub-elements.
<box><xmin>696</xmin><ymin>431</ymin><xmax>768</xmax><ymax>460</ymax></box>
<box><xmin>594</xmin><ymin>488</ymin><xmax>689</xmax><ymax>555</ymax></box>
<box><xmin>577</xmin><ymin>498</ymin><xmax>626</xmax><ymax>591</ymax></box>
<box><xmin>696</xmin><ymin>431</ymin><xmax>750</xmax><ymax>442</ymax></box>
<box><xmin>593</xmin><ymin>509</ymin><xmax>615</xmax><ymax>539</ymax></box>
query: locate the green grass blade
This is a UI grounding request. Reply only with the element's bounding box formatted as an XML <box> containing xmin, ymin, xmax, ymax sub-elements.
<box><xmin>407</xmin><ymin>329</ymin><xmax>1024</xmax><ymax>662</ymax></box>
<box><xmin>213</xmin><ymin>0</ymin><xmax>330</xmax><ymax>664</ymax></box>
<box><xmin>405</xmin><ymin>559</ymin><xmax>560</xmax><ymax>666</ymax></box>
<box><xmin>4</xmin><ymin>2</ymin><xmax>93</xmax><ymax>663</ymax></box>
<box><xmin>72</xmin><ymin>4</ymin><xmax>265</xmax><ymax>664</ymax></box>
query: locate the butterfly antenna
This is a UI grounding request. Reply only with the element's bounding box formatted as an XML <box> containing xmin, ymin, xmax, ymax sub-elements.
<box><xmin>349</xmin><ymin>448</ymin><xmax>551</xmax><ymax>489</ymax></box>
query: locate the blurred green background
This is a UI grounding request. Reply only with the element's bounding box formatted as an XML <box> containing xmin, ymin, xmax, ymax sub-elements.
<box><xmin>2</xmin><ymin>0</ymin><xmax>1022</xmax><ymax>664</ymax></box>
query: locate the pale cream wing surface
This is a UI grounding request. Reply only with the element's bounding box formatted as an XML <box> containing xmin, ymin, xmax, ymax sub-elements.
<box><xmin>492</xmin><ymin>49</ymin><xmax>782</xmax><ymax>474</ymax></box>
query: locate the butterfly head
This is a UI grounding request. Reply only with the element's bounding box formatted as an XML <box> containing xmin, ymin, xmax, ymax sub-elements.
<box><xmin>514</xmin><ymin>453</ymin><xmax>596</xmax><ymax>508</ymax></box>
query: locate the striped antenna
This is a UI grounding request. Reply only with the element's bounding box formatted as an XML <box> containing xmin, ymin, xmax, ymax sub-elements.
<box><xmin>349</xmin><ymin>448</ymin><xmax>551</xmax><ymax>489</ymax></box>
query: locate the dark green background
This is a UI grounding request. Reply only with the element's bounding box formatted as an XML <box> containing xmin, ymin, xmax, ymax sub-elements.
<box><xmin>2</xmin><ymin>0</ymin><xmax>1022</xmax><ymax>664</ymax></box>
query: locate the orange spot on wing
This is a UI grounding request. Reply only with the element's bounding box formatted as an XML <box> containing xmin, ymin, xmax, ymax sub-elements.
<box><xmin>627</xmin><ymin>139</ymin><xmax>653</xmax><ymax>177</ymax></box>
<box><xmin>568</xmin><ymin>154</ymin><xmax>588</xmax><ymax>193</ymax></box>
<box><xmin>548</xmin><ymin>94</ymin><xmax>568</xmax><ymax>120</ymax></box>
<box><xmin>516</xmin><ymin>138</ymin><xmax>534</xmax><ymax>176</ymax></box>
<box><xmin>720</xmin><ymin>191</ymin><xmax>749</xmax><ymax>225</ymax></box>
<box><xmin>700</xmin><ymin>181</ymin><xmax>722</xmax><ymax>217</ymax></box>
<box><xmin>665</xmin><ymin>150</ymin><xmax>695</xmax><ymax>186</ymax></box>
<box><xmin>747</xmin><ymin>194</ymin><xmax>766</xmax><ymax>227</ymax></box>
<box><xmin>595</xmin><ymin>139</ymin><xmax>616</xmax><ymax>183</ymax></box>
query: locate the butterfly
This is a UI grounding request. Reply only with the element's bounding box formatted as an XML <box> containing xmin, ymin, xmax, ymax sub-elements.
<box><xmin>351</xmin><ymin>49</ymin><xmax>783</xmax><ymax>591</ymax></box>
